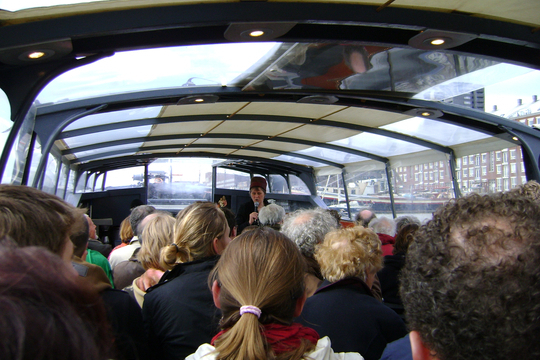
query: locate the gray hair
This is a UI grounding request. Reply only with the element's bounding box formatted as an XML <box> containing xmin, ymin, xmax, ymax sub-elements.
<box><xmin>130</xmin><ymin>205</ymin><xmax>156</xmax><ymax>237</ymax></box>
<box><xmin>281</xmin><ymin>208</ymin><xmax>338</xmax><ymax>257</ymax></box>
<box><xmin>259</xmin><ymin>204</ymin><xmax>286</xmax><ymax>226</ymax></box>
<box><xmin>369</xmin><ymin>216</ymin><xmax>396</xmax><ymax>236</ymax></box>
<box><xmin>394</xmin><ymin>215</ymin><xmax>421</xmax><ymax>233</ymax></box>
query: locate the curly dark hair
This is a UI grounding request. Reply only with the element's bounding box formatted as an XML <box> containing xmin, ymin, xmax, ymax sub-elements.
<box><xmin>401</xmin><ymin>192</ymin><xmax>540</xmax><ymax>360</ymax></box>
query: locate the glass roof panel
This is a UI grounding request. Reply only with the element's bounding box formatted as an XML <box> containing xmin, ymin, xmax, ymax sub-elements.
<box><xmin>294</xmin><ymin>146</ymin><xmax>369</xmax><ymax>164</ymax></box>
<box><xmin>65</xmin><ymin>106</ymin><xmax>162</xmax><ymax>131</ymax></box>
<box><xmin>330</xmin><ymin>133</ymin><xmax>428</xmax><ymax>157</ymax></box>
<box><xmin>0</xmin><ymin>0</ymin><xmax>109</xmax><ymax>12</ymax></box>
<box><xmin>63</xmin><ymin>125</ymin><xmax>152</xmax><ymax>148</ymax></box>
<box><xmin>381</xmin><ymin>117</ymin><xmax>490</xmax><ymax>146</ymax></box>
<box><xmin>272</xmin><ymin>154</ymin><xmax>328</xmax><ymax>168</ymax></box>
<box><xmin>71</xmin><ymin>143</ymin><xmax>142</xmax><ymax>159</ymax></box>
<box><xmin>37</xmin><ymin>42</ymin><xmax>281</xmax><ymax>104</ymax></box>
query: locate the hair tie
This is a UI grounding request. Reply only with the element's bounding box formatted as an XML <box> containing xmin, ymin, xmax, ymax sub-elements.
<box><xmin>170</xmin><ymin>243</ymin><xmax>180</xmax><ymax>252</ymax></box>
<box><xmin>239</xmin><ymin>305</ymin><xmax>261</xmax><ymax>318</ymax></box>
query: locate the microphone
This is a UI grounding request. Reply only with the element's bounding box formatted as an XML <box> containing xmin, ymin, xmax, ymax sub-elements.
<box><xmin>254</xmin><ymin>201</ymin><xmax>259</xmax><ymax>213</ymax></box>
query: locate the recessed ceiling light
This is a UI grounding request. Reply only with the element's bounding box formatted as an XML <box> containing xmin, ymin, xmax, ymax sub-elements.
<box><xmin>27</xmin><ymin>51</ymin><xmax>46</xmax><ymax>59</ymax></box>
<box><xmin>195</xmin><ymin>98</ymin><xmax>204</xmax><ymax>103</ymax></box>
<box><xmin>512</xmin><ymin>136</ymin><xmax>519</xmax><ymax>141</ymax></box>
<box><xmin>421</xmin><ymin>111</ymin><xmax>432</xmax><ymax>116</ymax></box>
<box><xmin>249</xmin><ymin>30</ymin><xmax>265</xmax><ymax>37</ymax></box>
<box><xmin>429</xmin><ymin>38</ymin><xmax>446</xmax><ymax>46</ymax></box>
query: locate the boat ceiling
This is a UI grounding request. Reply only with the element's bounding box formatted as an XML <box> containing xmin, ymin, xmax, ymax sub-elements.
<box><xmin>0</xmin><ymin>0</ymin><xmax>539</xmax><ymax>178</ymax></box>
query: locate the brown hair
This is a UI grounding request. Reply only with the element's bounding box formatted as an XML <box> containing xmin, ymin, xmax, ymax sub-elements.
<box><xmin>119</xmin><ymin>216</ymin><xmax>134</xmax><ymax>244</ymax></box>
<box><xmin>211</xmin><ymin>228</ymin><xmax>311</xmax><ymax>360</ymax></box>
<box><xmin>138</xmin><ymin>213</ymin><xmax>174</xmax><ymax>270</ymax></box>
<box><xmin>0</xmin><ymin>240</ymin><xmax>112</xmax><ymax>359</ymax></box>
<box><xmin>160</xmin><ymin>202</ymin><xmax>227</xmax><ymax>270</ymax></box>
<box><xmin>316</xmin><ymin>226</ymin><xmax>382</xmax><ymax>283</ymax></box>
<box><xmin>393</xmin><ymin>223</ymin><xmax>419</xmax><ymax>255</ymax></box>
<box><xmin>0</xmin><ymin>185</ymin><xmax>86</xmax><ymax>255</ymax></box>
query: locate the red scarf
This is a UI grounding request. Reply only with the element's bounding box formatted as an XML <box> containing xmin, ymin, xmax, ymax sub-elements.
<box><xmin>211</xmin><ymin>323</ymin><xmax>319</xmax><ymax>355</ymax></box>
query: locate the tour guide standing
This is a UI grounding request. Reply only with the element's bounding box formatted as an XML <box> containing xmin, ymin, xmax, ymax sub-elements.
<box><xmin>235</xmin><ymin>176</ymin><xmax>269</xmax><ymax>234</ymax></box>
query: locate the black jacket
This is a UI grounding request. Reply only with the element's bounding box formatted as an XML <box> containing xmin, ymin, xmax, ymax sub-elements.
<box><xmin>142</xmin><ymin>256</ymin><xmax>221</xmax><ymax>360</ymax></box>
<box><xmin>296</xmin><ymin>278</ymin><xmax>407</xmax><ymax>360</ymax></box>
<box><xmin>235</xmin><ymin>198</ymin><xmax>270</xmax><ymax>234</ymax></box>
<box><xmin>377</xmin><ymin>253</ymin><xmax>406</xmax><ymax>311</ymax></box>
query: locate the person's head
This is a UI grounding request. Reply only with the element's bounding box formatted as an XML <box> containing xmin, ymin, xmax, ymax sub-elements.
<box><xmin>258</xmin><ymin>203</ymin><xmax>285</xmax><ymax>226</ymax></box>
<box><xmin>129</xmin><ymin>205</ymin><xmax>156</xmax><ymax>237</ymax></box>
<box><xmin>72</xmin><ymin>215</ymin><xmax>90</xmax><ymax>258</ymax></box>
<box><xmin>249</xmin><ymin>176</ymin><xmax>267</xmax><ymax>205</ymax></box>
<box><xmin>86</xmin><ymin>215</ymin><xmax>97</xmax><ymax>240</ymax></box>
<box><xmin>119</xmin><ymin>216</ymin><xmax>134</xmax><ymax>244</ymax></box>
<box><xmin>160</xmin><ymin>201</ymin><xmax>230</xmax><ymax>270</ymax></box>
<box><xmin>344</xmin><ymin>45</ymin><xmax>372</xmax><ymax>74</ymax></box>
<box><xmin>355</xmin><ymin>208</ymin><xmax>376</xmax><ymax>228</ymax></box>
<box><xmin>138</xmin><ymin>213</ymin><xmax>175</xmax><ymax>271</ymax></box>
<box><xmin>281</xmin><ymin>207</ymin><xmax>338</xmax><ymax>258</ymax></box>
<box><xmin>0</xmin><ymin>185</ymin><xmax>86</xmax><ymax>264</ymax></box>
<box><xmin>393</xmin><ymin>223</ymin><xmax>418</xmax><ymax>255</ymax></box>
<box><xmin>0</xmin><ymin>240</ymin><xmax>112</xmax><ymax>360</ymax></box>
<box><xmin>220</xmin><ymin>207</ymin><xmax>237</xmax><ymax>238</ymax></box>
<box><xmin>210</xmin><ymin>228</ymin><xmax>311</xmax><ymax>360</ymax></box>
<box><xmin>326</xmin><ymin>209</ymin><xmax>341</xmax><ymax>227</ymax></box>
<box><xmin>507</xmin><ymin>180</ymin><xmax>540</xmax><ymax>203</ymax></box>
<box><xmin>316</xmin><ymin>226</ymin><xmax>382</xmax><ymax>287</ymax></box>
<box><xmin>401</xmin><ymin>192</ymin><xmax>540</xmax><ymax>360</ymax></box>
<box><xmin>369</xmin><ymin>216</ymin><xmax>396</xmax><ymax>237</ymax></box>
<box><xmin>394</xmin><ymin>215</ymin><xmax>421</xmax><ymax>234</ymax></box>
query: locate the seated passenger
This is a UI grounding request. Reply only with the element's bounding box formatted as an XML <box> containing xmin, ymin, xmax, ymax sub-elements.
<box><xmin>86</xmin><ymin>214</ymin><xmax>112</xmax><ymax>258</ymax></box>
<box><xmin>0</xmin><ymin>241</ymin><xmax>113</xmax><ymax>360</ymax></box>
<box><xmin>399</xmin><ymin>191</ymin><xmax>540</xmax><ymax>360</ymax></box>
<box><xmin>125</xmin><ymin>212</ymin><xmax>175</xmax><ymax>307</ymax></box>
<box><xmin>368</xmin><ymin>216</ymin><xmax>396</xmax><ymax>256</ymax></box>
<box><xmin>355</xmin><ymin>207</ymin><xmax>376</xmax><ymax>227</ymax></box>
<box><xmin>143</xmin><ymin>201</ymin><xmax>232</xmax><ymax>360</ymax></box>
<box><xmin>112</xmin><ymin>216</ymin><xmax>134</xmax><ymax>251</ymax></box>
<box><xmin>393</xmin><ymin>215</ymin><xmax>420</xmax><ymax>233</ymax></box>
<box><xmin>297</xmin><ymin>226</ymin><xmax>407</xmax><ymax>360</ymax></box>
<box><xmin>187</xmin><ymin>228</ymin><xmax>362</xmax><ymax>360</ymax></box>
<box><xmin>377</xmin><ymin>223</ymin><xmax>419</xmax><ymax>318</ymax></box>
<box><xmin>0</xmin><ymin>184</ymin><xmax>150</xmax><ymax>360</ymax></box>
<box><xmin>109</xmin><ymin>205</ymin><xmax>156</xmax><ymax>269</ymax></box>
<box><xmin>258</xmin><ymin>203</ymin><xmax>286</xmax><ymax>231</ymax></box>
<box><xmin>281</xmin><ymin>208</ymin><xmax>338</xmax><ymax>297</ymax></box>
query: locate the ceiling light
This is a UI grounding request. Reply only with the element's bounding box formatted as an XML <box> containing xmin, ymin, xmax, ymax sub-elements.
<box><xmin>177</xmin><ymin>95</ymin><xmax>219</xmax><ymax>104</ymax></box>
<box><xmin>0</xmin><ymin>39</ymin><xmax>72</xmax><ymax>65</ymax></box>
<box><xmin>27</xmin><ymin>51</ymin><xmax>46</xmax><ymax>59</ymax></box>
<box><xmin>404</xmin><ymin>108</ymin><xmax>443</xmax><ymax>119</ymax></box>
<box><xmin>249</xmin><ymin>30</ymin><xmax>265</xmax><ymax>37</ymax></box>
<box><xmin>409</xmin><ymin>30</ymin><xmax>476</xmax><ymax>50</ymax></box>
<box><xmin>429</xmin><ymin>38</ymin><xmax>446</xmax><ymax>46</ymax></box>
<box><xmin>297</xmin><ymin>95</ymin><xmax>339</xmax><ymax>104</ymax></box>
<box><xmin>224</xmin><ymin>22</ymin><xmax>296</xmax><ymax>42</ymax></box>
<box><xmin>512</xmin><ymin>136</ymin><xmax>519</xmax><ymax>141</ymax></box>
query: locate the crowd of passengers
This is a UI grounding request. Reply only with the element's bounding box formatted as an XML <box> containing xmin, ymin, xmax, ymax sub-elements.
<box><xmin>0</xmin><ymin>176</ymin><xmax>539</xmax><ymax>360</ymax></box>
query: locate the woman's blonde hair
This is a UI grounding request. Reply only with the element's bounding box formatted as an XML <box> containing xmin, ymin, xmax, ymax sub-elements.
<box><xmin>160</xmin><ymin>202</ymin><xmax>227</xmax><ymax>270</ymax></box>
<box><xmin>316</xmin><ymin>226</ymin><xmax>383</xmax><ymax>283</ymax></box>
<box><xmin>210</xmin><ymin>228</ymin><xmax>312</xmax><ymax>360</ymax></box>
<box><xmin>138</xmin><ymin>213</ymin><xmax>175</xmax><ymax>270</ymax></box>
<box><xmin>119</xmin><ymin>216</ymin><xmax>134</xmax><ymax>244</ymax></box>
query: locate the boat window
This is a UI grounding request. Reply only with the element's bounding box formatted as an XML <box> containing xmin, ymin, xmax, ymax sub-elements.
<box><xmin>0</xmin><ymin>89</ymin><xmax>10</xmax><ymax>162</ymax></box>
<box><xmin>289</xmin><ymin>175</ymin><xmax>310</xmax><ymax>195</ymax></box>
<box><xmin>56</xmin><ymin>163</ymin><xmax>68</xmax><ymax>198</ymax></box>
<box><xmin>94</xmin><ymin>173</ymin><xmax>104</xmax><ymax>191</ymax></box>
<box><xmin>76</xmin><ymin>171</ymin><xmax>87</xmax><ymax>193</ymax></box>
<box><xmin>390</xmin><ymin>155</ymin><xmax>454</xmax><ymax>223</ymax></box>
<box><xmin>104</xmin><ymin>166</ymin><xmax>144</xmax><ymax>190</ymax></box>
<box><xmin>147</xmin><ymin>158</ymin><xmax>214</xmax><ymax>209</ymax></box>
<box><xmin>216</xmin><ymin>167</ymin><xmax>250</xmax><ymax>191</ymax></box>
<box><xmin>41</xmin><ymin>153</ymin><xmax>59</xmax><ymax>194</ymax></box>
<box><xmin>269</xmin><ymin>174</ymin><xmax>289</xmax><ymax>194</ymax></box>
<box><xmin>85</xmin><ymin>172</ymin><xmax>95</xmax><ymax>192</ymax></box>
<box><xmin>64</xmin><ymin>107</ymin><xmax>162</xmax><ymax>131</ymax></box>
<box><xmin>1</xmin><ymin>104</ymin><xmax>35</xmax><ymax>185</ymax></box>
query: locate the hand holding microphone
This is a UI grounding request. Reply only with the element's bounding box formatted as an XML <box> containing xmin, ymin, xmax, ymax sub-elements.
<box><xmin>250</xmin><ymin>201</ymin><xmax>260</xmax><ymax>224</ymax></box>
